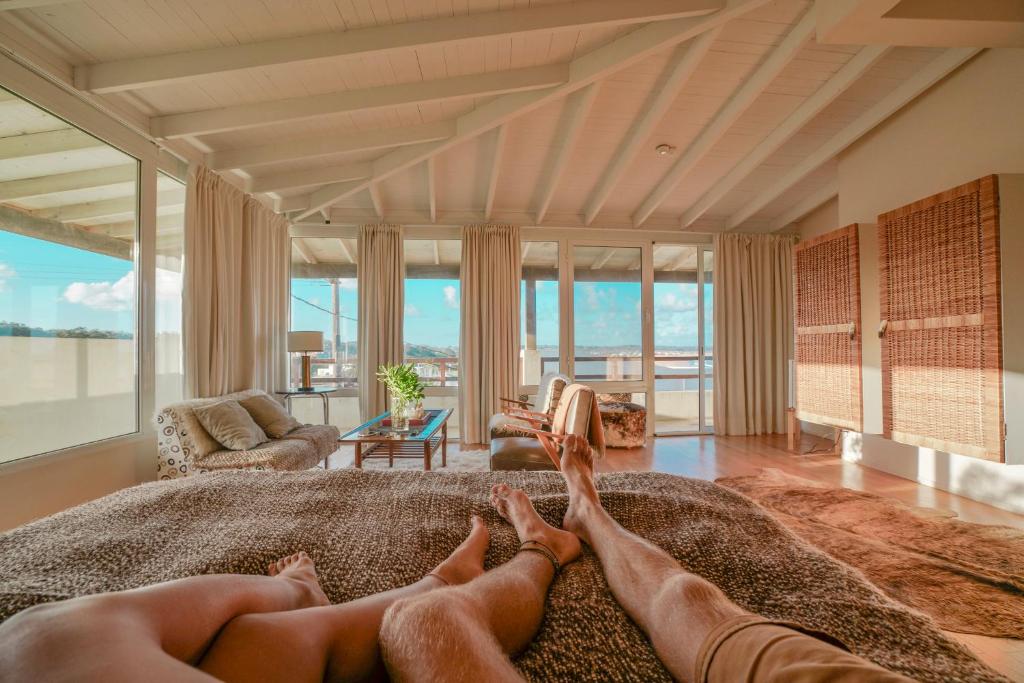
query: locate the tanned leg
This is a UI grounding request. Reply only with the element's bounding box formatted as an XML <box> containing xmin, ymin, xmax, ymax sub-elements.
<box><xmin>0</xmin><ymin>552</ymin><xmax>329</xmax><ymax>682</ymax></box>
<box><xmin>559</xmin><ymin>434</ymin><xmax>745</xmax><ymax>682</ymax></box>
<box><xmin>199</xmin><ymin>516</ymin><xmax>491</xmax><ymax>683</ymax></box>
<box><xmin>379</xmin><ymin>485</ymin><xmax>581</xmax><ymax>683</ymax></box>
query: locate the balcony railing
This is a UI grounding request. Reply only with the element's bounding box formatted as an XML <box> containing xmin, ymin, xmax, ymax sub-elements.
<box><xmin>293</xmin><ymin>356</ymin><xmax>460</xmax><ymax>388</ymax></box>
<box><xmin>538</xmin><ymin>354</ymin><xmax>713</xmax><ymax>383</ymax></box>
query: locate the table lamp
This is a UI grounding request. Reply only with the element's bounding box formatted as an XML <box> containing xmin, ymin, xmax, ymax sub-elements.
<box><xmin>288</xmin><ymin>331</ymin><xmax>323</xmax><ymax>390</ymax></box>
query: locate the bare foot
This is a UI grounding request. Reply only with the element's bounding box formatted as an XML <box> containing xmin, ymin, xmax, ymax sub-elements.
<box><xmin>267</xmin><ymin>551</ymin><xmax>330</xmax><ymax>607</ymax></box>
<box><xmin>430</xmin><ymin>515</ymin><xmax>490</xmax><ymax>586</ymax></box>
<box><xmin>490</xmin><ymin>484</ymin><xmax>580</xmax><ymax>568</ymax></box>
<box><xmin>560</xmin><ymin>434</ymin><xmax>601</xmax><ymax>544</ymax></box>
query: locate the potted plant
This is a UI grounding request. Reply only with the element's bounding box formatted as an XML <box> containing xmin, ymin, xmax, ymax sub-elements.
<box><xmin>376</xmin><ymin>363</ymin><xmax>425</xmax><ymax>430</ymax></box>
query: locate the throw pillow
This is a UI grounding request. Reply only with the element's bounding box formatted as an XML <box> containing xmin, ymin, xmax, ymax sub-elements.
<box><xmin>239</xmin><ymin>394</ymin><xmax>302</xmax><ymax>439</ymax></box>
<box><xmin>193</xmin><ymin>400</ymin><xmax>268</xmax><ymax>451</ymax></box>
<box><xmin>177</xmin><ymin>408</ymin><xmax>224</xmax><ymax>458</ymax></box>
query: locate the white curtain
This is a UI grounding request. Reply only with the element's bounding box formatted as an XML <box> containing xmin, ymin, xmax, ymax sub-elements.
<box><xmin>712</xmin><ymin>233</ymin><xmax>794</xmax><ymax>435</ymax></box>
<box><xmin>459</xmin><ymin>224</ymin><xmax>521</xmax><ymax>445</ymax></box>
<box><xmin>183</xmin><ymin>165</ymin><xmax>290</xmax><ymax>398</ymax></box>
<box><xmin>358</xmin><ymin>224</ymin><xmax>404</xmax><ymax>420</ymax></box>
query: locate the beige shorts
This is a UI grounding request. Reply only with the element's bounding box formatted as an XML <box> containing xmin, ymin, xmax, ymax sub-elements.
<box><xmin>695</xmin><ymin>614</ymin><xmax>916</xmax><ymax>683</ymax></box>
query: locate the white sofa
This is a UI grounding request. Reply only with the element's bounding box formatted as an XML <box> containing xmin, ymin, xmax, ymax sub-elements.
<box><xmin>155</xmin><ymin>389</ymin><xmax>340</xmax><ymax>480</ymax></box>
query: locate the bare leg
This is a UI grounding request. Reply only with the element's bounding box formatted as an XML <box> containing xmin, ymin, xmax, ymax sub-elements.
<box><xmin>380</xmin><ymin>485</ymin><xmax>581</xmax><ymax>683</ymax></box>
<box><xmin>199</xmin><ymin>516</ymin><xmax>491</xmax><ymax>683</ymax></box>
<box><xmin>559</xmin><ymin>435</ymin><xmax>745</xmax><ymax>682</ymax></box>
<box><xmin>0</xmin><ymin>552</ymin><xmax>329</xmax><ymax>682</ymax></box>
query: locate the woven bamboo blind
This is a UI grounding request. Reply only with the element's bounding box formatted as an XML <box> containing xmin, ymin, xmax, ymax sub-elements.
<box><xmin>793</xmin><ymin>224</ymin><xmax>863</xmax><ymax>431</ymax></box>
<box><xmin>878</xmin><ymin>175</ymin><xmax>1004</xmax><ymax>462</ymax></box>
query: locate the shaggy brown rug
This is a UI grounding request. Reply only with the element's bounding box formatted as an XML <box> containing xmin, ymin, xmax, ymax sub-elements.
<box><xmin>0</xmin><ymin>470</ymin><xmax>1004</xmax><ymax>682</ymax></box>
<box><xmin>717</xmin><ymin>468</ymin><xmax>1024</xmax><ymax>639</ymax></box>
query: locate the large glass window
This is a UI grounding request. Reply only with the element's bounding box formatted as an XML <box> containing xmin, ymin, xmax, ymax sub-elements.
<box><xmin>0</xmin><ymin>87</ymin><xmax>139</xmax><ymax>463</ymax></box>
<box><xmin>154</xmin><ymin>173</ymin><xmax>186</xmax><ymax>410</ymax></box>
<box><xmin>572</xmin><ymin>245</ymin><xmax>642</xmax><ymax>381</ymax></box>
<box><xmin>520</xmin><ymin>241</ymin><xmax>559</xmax><ymax>385</ymax></box>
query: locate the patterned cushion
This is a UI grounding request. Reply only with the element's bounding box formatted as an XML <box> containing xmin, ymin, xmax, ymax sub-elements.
<box><xmin>488</xmin><ymin>413</ymin><xmax>537</xmax><ymax>440</ymax></box>
<box><xmin>598</xmin><ymin>401</ymin><xmax>647</xmax><ymax>449</ymax></box>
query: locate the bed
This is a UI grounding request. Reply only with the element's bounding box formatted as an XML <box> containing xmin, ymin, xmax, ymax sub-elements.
<box><xmin>0</xmin><ymin>470</ymin><xmax>1005</xmax><ymax>682</ymax></box>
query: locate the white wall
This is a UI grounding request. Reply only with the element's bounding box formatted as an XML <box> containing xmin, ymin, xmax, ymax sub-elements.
<box><xmin>800</xmin><ymin>49</ymin><xmax>1024</xmax><ymax>514</ymax></box>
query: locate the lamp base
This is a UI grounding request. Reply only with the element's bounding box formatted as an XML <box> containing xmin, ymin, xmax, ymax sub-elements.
<box><xmin>301</xmin><ymin>355</ymin><xmax>313</xmax><ymax>390</ymax></box>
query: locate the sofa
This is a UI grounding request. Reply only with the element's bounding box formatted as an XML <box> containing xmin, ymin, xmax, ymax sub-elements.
<box><xmin>155</xmin><ymin>389</ymin><xmax>340</xmax><ymax>479</ymax></box>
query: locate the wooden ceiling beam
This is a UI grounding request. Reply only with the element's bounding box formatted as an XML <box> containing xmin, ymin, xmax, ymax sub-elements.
<box><xmin>293</xmin><ymin>238</ymin><xmax>318</xmax><ymax>265</ymax></box>
<box><xmin>0</xmin><ymin>164</ymin><xmax>136</xmax><ymax>201</ymax></box>
<box><xmin>767</xmin><ymin>179</ymin><xmax>839</xmax><ymax>232</ymax></box>
<box><xmin>246</xmin><ymin>162</ymin><xmax>372</xmax><ymax>194</ymax></box>
<box><xmin>32</xmin><ymin>188</ymin><xmax>184</xmax><ymax>223</ymax></box>
<box><xmin>680</xmin><ymin>44</ymin><xmax>890</xmax><ymax>228</ymax></box>
<box><xmin>368</xmin><ymin>184</ymin><xmax>384</xmax><ymax>220</ymax></box>
<box><xmin>0</xmin><ymin>0</ymin><xmax>74</xmax><ymax>9</ymax></box>
<box><xmin>632</xmin><ymin>10</ymin><xmax>816</xmax><ymax>227</ymax></box>
<box><xmin>483</xmin><ymin>125</ymin><xmax>508</xmax><ymax>221</ymax></box>
<box><xmin>75</xmin><ymin>0</ymin><xmax>723</xmax><ymax>94</ymax></box>
<box><xmin>726</xmin><ymin>48</ymin><xmax>980</xmax><ymax>230</ymax></box>
<box><xmin>151</xmin><ymin>65</ymin><xmax>568</xmax><ymax>139</ymax></box>
<box><xmin>294</xmin><ymin>0</ymin><xmax>771</xmax><ymax>221</ymax></box>
<box><xmin>533</xmin><ymin>82</ymin><xmax>599</xmax><ymax>225</ymax></box>
<box><xmin>206</xmin><ymin>120</ymin><xmax>454</xmax><ymax>171</ymax></box>
<box><xmin>583</xmin><ymin>29</ymin><xmax>719</xmax><ymax>226</ymax></box>
<box><xmin>0</xmin><ymin>128</ymin><xmax>104</xmax><ymax>161</ymax></box>
<box><xmin>426</xmin><ymin>157</ymin><xmax>437</xmax><ymax>223</ymax></box>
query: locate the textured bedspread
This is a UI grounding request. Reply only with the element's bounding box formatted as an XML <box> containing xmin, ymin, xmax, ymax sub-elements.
<box><xmin>0</xmin><ymin>470</ymin><xmax>1004</xmax><ymax>682</ymax></box>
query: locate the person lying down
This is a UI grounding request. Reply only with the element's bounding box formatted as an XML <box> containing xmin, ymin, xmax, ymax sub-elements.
<box><xmin>0</xmin><ymin>435</ymin><xmax>911</xmax><ymax>683</ymax></box>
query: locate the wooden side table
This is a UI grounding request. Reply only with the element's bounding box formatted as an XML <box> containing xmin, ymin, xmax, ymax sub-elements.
<box><xmin>275</xmin><ymin>386</ymin><xmax>338</xmax><ymax>425</ymax></box>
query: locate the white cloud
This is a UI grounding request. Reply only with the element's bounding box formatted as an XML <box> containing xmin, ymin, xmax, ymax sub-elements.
<box><xmin>443</xmin><ymin>285</ymin><xmax>458</xmax><ymax>309</ymax></box>
<box><xmin>405</xmin><ymin>304</ymin><xmax>421</xmax><ymax>316</ymax></box>
<box><xmin>657</xmin><ymin>291</ymin><xmax>697</xmax><ymax>313</ymax></box>
<box><xmin>63</xmin><ymin>272</ymin><xmax>134</xmax><ymax>312</ymax></box>
<box><xmin>0</xmin><ymin>262</ymin><xmax>15</xmax><ymax>292</ymax></box>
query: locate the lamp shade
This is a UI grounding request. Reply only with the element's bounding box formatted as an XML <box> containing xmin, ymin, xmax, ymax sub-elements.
<box><xmin>287</xmin><ymin>330</ymin><xmax>323</xmax><ymax>353</ymax></box>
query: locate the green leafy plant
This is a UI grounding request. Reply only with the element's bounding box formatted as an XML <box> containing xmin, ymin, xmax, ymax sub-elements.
<box><xmin>376</xmin><ymin>363</ymin><xmax>425</xmax><ymax>405</ymax></box>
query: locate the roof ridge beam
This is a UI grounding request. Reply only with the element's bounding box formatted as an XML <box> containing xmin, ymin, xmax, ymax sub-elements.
<box><xmin>152</xmin><ymin>65</ymin><xmax>568</xmax><ymax>139</ymax></box>
<box><xmin>631</xmin><ymin>9</ymin><xmax>816</xmax><ymax>227</ymax></box>
<box><xmin>294</xmin><ymin>0</ymin><xmax>774</xmax><ymax>220</ymax></box>
<box><xmin>75</xmin><ymin>0</ymin><xmax>723</xmax><ymax>94</ymax></box>
<box><xmin>533</xmin><ymin>83</ymin><xmax>600</xmax><ymax>224</ymax></box>
<box><xmin>726</xmin><ymin>48</ymin><xmax>980</xmax><ymax>230</ymax></box>
<box><xmin>679</xmin><ymin>44</ymin><xmax>890</xmax><ymax>229</ymax></box>
<box><xmin>583</xmin><ymin>28</ymin><xmax>719</xmax><ymax>226</ymax></box>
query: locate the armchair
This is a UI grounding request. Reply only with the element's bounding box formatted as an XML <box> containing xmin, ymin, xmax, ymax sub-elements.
<box><xmin>488</xmin><ymin>372</ymin><xmax>569</xmax><ymax>441</ymax></box>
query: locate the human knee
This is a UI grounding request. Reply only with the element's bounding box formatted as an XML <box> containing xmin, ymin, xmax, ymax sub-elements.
<box><xmin>656</xmin><ymin>573</ymin><xmax>737</xmax><ymax>619</ymax></box>
<box><xmin>381</xmin><ymin>591</ymin><xmax>478</xmax><ymax>656</ymax></box>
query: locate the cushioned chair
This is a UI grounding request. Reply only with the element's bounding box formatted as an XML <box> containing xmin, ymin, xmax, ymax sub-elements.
<box><xmin>489</xmin><ymin>383</ymin><xmax>605</xmax><ymax>471</ymax></box>
<box><xmin>488</xmin><ymin>372</ymin><xmax>569</xmax><ymax>441</ymax></box>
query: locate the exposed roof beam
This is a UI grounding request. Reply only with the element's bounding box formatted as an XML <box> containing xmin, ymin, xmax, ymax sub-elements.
<box><xmin>583</xmin><ymin>29</ymin><xmax>719</xmax><ymax>225</ymax></box>
<box><xmin>432</xmin><ymin>239</ymin><xmax>441</xmax><ymax>265</ymax></box>
<box><xmin>0</xmin><ymin>203</ymin><xmax>129</xmax><ymax>260</ymax></box>
<box><xmin>521</xmin><ymin>242</ymin><xmax>532</xmax><ymax>260</ymax></box>
<box><xmin>338</xmin><ymin>238</ymin><xmax>354</xmax><ymax>264</ymax></box>
<box><xmin>768</xmin><ymin>179</ymin><xmax>839</xmax><ymax>232</ymax></box>
<box><xmin>632</xmin><ymin>10</ymin><xmax>815</xmax><ymax>227</ymax></box>
<box><xmin>275</xmin><ymin>195</ymin><xmax>311</xmax><ymax>213</ymax></box>
<box><xmin>368</xmin><ymin>184</ymin><xmax>384</xmax><ymax>220</ymax></box>
<box><xmin>246</xmin><ymin>162</ymin><xmax>372</xmax><ymax>194</ymax></box>
<box><xmin>533</xmin><ymin>83</ymin><xmax>599</xmax><ymax>224</ymax></box>
<box><xmin>426</xmin><ymin>157</ymin><xmax>437</xmax><ymax>223</ymax></box>
<box><xmin>680</xmin><ymin>44</ymin><xmax>890</xmax><ymax>228</ymax></box>
<box><xmin>0</xmin><ymin>0</ymin><xmax>74</xmax><ymax>9</ymax></box>
<box><xmin>293</xmin><ymin>238</ymin><xmax>318</xmax><ymax>264</ymax></box>
<box><xmin>727</xmin><ymin>48</ymin><xmax>979</xmax><ymax>230</ymax></box>
<box><xmin>75</xmin><ymin>0</ymin><xmax>723</xmax><ymax>94</ymax></box>
<box><xmin>32</xmin><ymin>189</ymin><xmax>184</xmax><ymax>223</ymax></box>
<box><xmin>483</xmin><ymin>124</ymin><xmax>507</xmax><ymax>221</ymax></box>
<box><xmin>591</xmin><ymin>248</ymin><xmax>616</xmax><ymax>269</ymax></box>
<box><xmin>151</xmin><ymin>64</ymin><xmax>569</xmax><ymax>139</ymax></box>
<box><xmin>0</xmin><ymin>128</ymin><xmax>104</xmax><ymax>161</ymax></box>
<box><xmin>0</xmin><ymin>164</ymin><xmax>136</xmax><ymax>201</ymax></box>
<box><xmin>91</xmin><ymin>214</ymin><xmax>183</xmax><ymax>239</ymax></box>
<box><xmin>294</xmin><ymin>0</ymin><xmax>772</xmax><ymax>220</ymax></box>
<box><xmin>206</xmin><ymin>120</ymin><xmax>455</xmax><ymax>171</ymax></box>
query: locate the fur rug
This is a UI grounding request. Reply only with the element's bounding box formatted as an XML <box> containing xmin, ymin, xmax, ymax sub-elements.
<box><xmin>717</xmin><ymin>468</ymin><xmax>1024</xmax><ymax>639</ymax></box>
<box><xmin>0</xmin><ymin>470</ymin><xmax>1004</xmax><ymax>682</ymax></box>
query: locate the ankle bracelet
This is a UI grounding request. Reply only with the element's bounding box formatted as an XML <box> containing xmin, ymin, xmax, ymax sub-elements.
<box><xmin>518</xmin><ymin>540</ymin><xmax>560</xmax><ymax>573</ymax></box>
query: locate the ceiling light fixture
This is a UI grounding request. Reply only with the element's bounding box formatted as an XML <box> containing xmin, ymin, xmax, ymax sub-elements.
<box><xmin>655</xmin><ymin>143</ymin><xmax>676</xmax><ymax>156</ymax></box>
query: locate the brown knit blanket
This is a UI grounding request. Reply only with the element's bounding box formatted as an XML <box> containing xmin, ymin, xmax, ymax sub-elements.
<box><xmin>0</xmin><ymin>470</ymin><xmax>1004</xmax><ymax>682</ymax></box>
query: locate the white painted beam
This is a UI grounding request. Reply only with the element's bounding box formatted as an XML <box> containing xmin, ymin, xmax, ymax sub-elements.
<box><xmin>768</xmin><ymin>179</ymin><xmax>839</xmax><ymax>232</ymax></box>
<box><xmin>583</xmin><ymin>29</ymin><xmax>719</xmax><ymax>225</ymax></box>
<box><xmin>368</xmin><ymin>184</ymin><xmax>384</xmax><ymax>220</ymax></box>
<box><xmin>0</xmin><ymin>164</ymin><xmax>136</xmax><ymax>201</ymax></box>
<box><xmin>206</xmin><ymin>120</ymin><xmax>455</xmax><ymax>170</ymax></box>
<box><xmin>246</xmin><ymin>162</ymin><xmax>372</xmax><ymax>194</ymax></box>
<box><xmin>521</xmin><ymin>242</ymin><xmax>532</xmax><ymax>260</ymax></box>
<box><xmin>432</xmin><ymin>239</ymin><xmax>441</xmax><ymax>265</ymax></box>
<box><xmin>293</xmin><ymin>0</ymin><xmax>772</xmax><ymax>220</ymax></box>
<box><xmin>632</xmin><ymin>10</ymin><xmax>815</xmax><ymax>227</ymax></box>
<box><xmin>727</xmin><ymin>48</ymin><xmax>980</xmax><ymax>230</ymax></box>
<box><xmin>679</xmin><ymin>44</ymin><xmax>890</xmax><ymax>228</ymax></box>
<box><xmin>0</xmin><ymin>203</ymin><xmax>129</xmax><ymax>260</ymax></box>
<box><xmin>151</xmin><ymin>65</ymin><xmax>569</xmax><ymax>139</ymax></box>
<box><xmin>591</xmin><ymin>248</ymin><xmax>616</xmax><ymax>269</ymax></box>
<box><xmin>75</xmin><ymin>0</ymin><xmax>723</xmax><ymax>93</ymax></box>
<box><xmin>483</xmin><ymin>125</ymin><xmax>507</xmax><ymax>221</ymax></box>
<box><xmin>275</xmin><ymin>195</ymin><xmax>311</xmax><ymax>213</ymax></box>
<box><xmin>426</xmin><ymin>157</ymin><xmax>437</xmax><ymax>223</ymax></box>
<box><xmin>0</xmin><ymin>0</ymin><xmax>74</xmax><ymax>9</ymax></box>
<box><xmin>293</xmin><ymin>238</ymin><xmax>318</xmax><ymax>264</ymax></box>
<box><xmin>33</xmin><ymin>188</ymin><xmax>184</xmax><ymax>223</ymax></box>
<box><xmin>91</xmin><ymin>213</ymin><xmax>183</xmax><ymax>239</ymax></box>
<box><xmin>0</xmin><ymin>128</ymin><xmax>104</xmax><ymax>161</ymax></box>
<box><xmin>533</xmin><ymin>83</ymin><xmax>599</xmax><ymax>224</ymax></box>
<box><xmin>338</xmin><ymin>238</ymin><xmax>355</xmax><ymax>264</ymax></box>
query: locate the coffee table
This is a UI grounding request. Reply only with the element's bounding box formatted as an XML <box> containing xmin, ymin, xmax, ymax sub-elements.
<box><xmin>338</xmin><ymin>408</ymin><xmax>452</xmax><ymax>470</ymax></box>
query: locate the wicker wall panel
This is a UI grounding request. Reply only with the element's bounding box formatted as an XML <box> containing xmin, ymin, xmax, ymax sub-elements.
<box><xmin>879</xmin><ymin>175</ymin><xmax>1004</xmax><ymax>462</ymax></box>
<box><xmin>793</xmin><ymin>224</ymin><xmax>862</xmax><ymax>431</ymax></box>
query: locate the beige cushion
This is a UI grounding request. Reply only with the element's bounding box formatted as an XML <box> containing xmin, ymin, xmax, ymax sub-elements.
<box><xmin>193</xmin><ymin>400</ymin><xmax>267</xmax><ymax>451</ymax></box>
<box><xmin>177</xmin><ymin>408</ymin><xmax>223</xmax><ymax>458</ymax></box>
<box><xmin>239</xmin><ymin>394</ymin><xmax>301</xmax><ymax>439</ymax></box>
